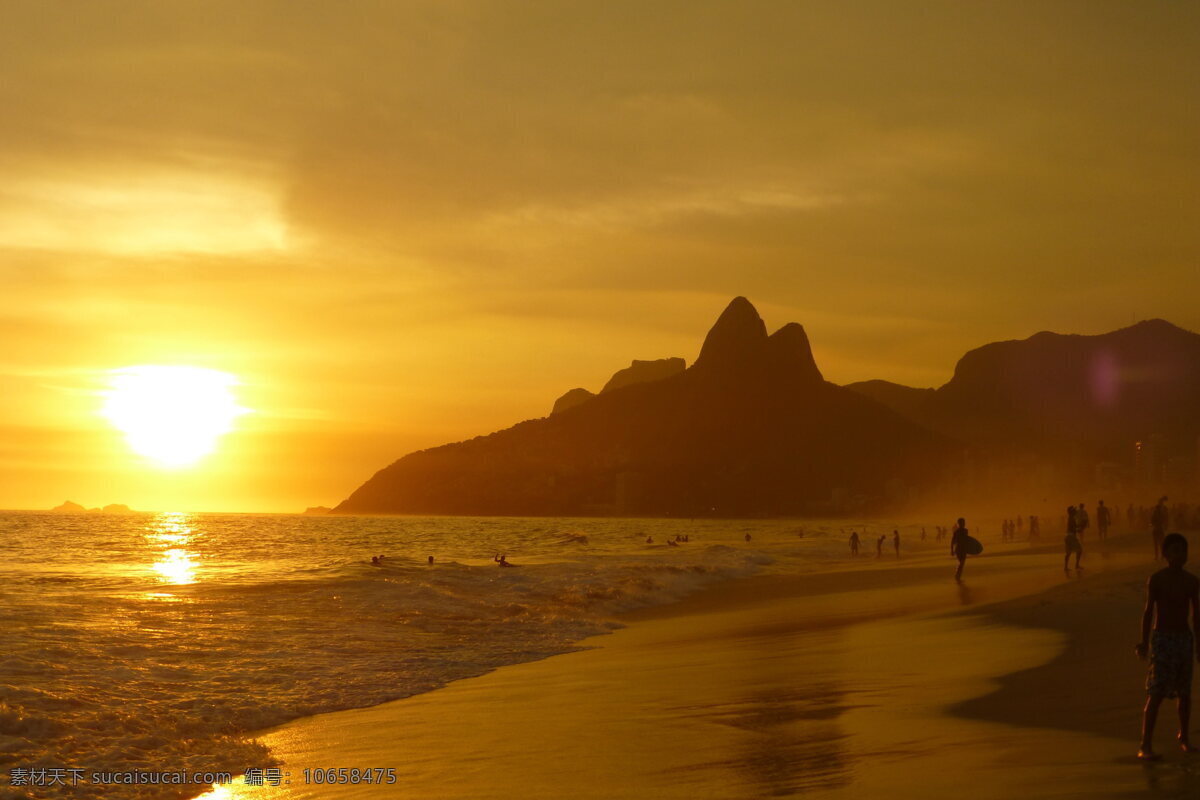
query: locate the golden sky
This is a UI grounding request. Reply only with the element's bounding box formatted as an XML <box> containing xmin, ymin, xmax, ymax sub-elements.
<box><xmin>1</xmin><ymin>1</ymin><xmax>1197</xmax><ymax>512</ymax></box>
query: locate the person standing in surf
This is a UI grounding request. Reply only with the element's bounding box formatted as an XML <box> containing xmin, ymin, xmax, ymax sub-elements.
<box><xmin>1097</xmin><ymin>500</ymin><xmax>1111</xmax><ymax>541</ymax></box>
<box><xmin>1134</xmin><ymin>533</ymin><xmax>1199</xmax><ymax>761</ymax></box>
<box><xmin>1152</xmin><ymin>497</ymin><xmax>1170</xmax><ymax>561</ymax></box>
<box><xmin>1064</xmin><ymin>505</ymin><xmax>1083</xmax><ymax>571</ymax></box>
<box><xmin>950</xmin><ymin>517</ymin><xmax>970</xmax><ymax>581</ymax></box>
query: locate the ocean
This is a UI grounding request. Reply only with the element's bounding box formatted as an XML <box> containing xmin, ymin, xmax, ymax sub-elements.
<box><xmin>0</xmin><ymin>511</ymin><xmax>898</xmax><ymax>799</ymax></box>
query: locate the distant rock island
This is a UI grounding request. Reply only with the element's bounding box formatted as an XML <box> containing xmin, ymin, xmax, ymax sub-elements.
<box><xmin>51</xmin><ymin>501</ymin><xmax>135</xmax><ymax>513</ymax></box>
<box><xmin>336</xmin><ymin>297</ymin><xmax>955</xmax><ymax>516</ymax></box>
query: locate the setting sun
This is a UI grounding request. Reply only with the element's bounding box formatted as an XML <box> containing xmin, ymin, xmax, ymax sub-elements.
<box><xmin>101</xmin><ymin>366</ymin><xmax>249</xmax><ymax>468</ymax></box>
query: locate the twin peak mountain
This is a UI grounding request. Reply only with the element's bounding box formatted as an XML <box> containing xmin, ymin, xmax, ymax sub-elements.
<box><xmin>336</xmin><ymin>297</ymin><xmax>1200</xmax><ymax>516</ymax></box>
<box><xmin>551</xmin><ymin>296</ymin><xmax>820</xmax><ymax>415</ymax></box>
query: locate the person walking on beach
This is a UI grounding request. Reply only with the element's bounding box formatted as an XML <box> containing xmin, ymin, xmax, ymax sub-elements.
<box><xmin>1097</xmin><ymin>500</ymin><xmax>1111</xmax><ymax>541</ymax></box>
<box><xmin>893</xmin><ymin>529</ymin><xmax>900</xmax><ymax>557</ymax></box>
<box><xmin>1134</xmin><ymin>533</ymin><xmax>1199</xmax><ymax>760</ymax></box>
<box><xmin>849</xmin><ymin>531</ymin><xmax>860</xmax><ymax>556</ymax></box>
<box><xmin>876</xmin><ymin>535</ymin><xmax>885</xmax><ymax>558</ymax></box>
<box><xmin>950</xmin><ymin>518</ymin><xmax>969</xmax><ymax>581</ymax></box>
<box><xmin>1152</xmin><ymin>497</ymin><xmax>1170</xmax><ymax>561</ymax></box>
<box><xmin>1064</xmin><ymin>506</ymin><xmax>1083</xmax><ymax>571</ymax></box>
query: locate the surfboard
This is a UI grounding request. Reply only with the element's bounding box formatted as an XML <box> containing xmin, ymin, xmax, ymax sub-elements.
<box><xmin>962</xmin><ymin>535</ymin><xmax>984</xmax><ymax>556</ymax></box>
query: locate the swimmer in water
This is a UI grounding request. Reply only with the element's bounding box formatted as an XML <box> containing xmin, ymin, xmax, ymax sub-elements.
<box><xmin>494</xmin><ymin>553</ymin><xmax>514</xmax><ymax>567</ymax></box>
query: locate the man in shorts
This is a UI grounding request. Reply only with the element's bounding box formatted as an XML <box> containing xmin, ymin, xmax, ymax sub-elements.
<box><xmin>1135</xmin><ymin>533</ymin><xmax>1199</xmax><ymax>760</ymax></box>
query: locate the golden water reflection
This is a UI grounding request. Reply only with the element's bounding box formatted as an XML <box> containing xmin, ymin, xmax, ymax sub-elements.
<box><xmin>146</xmin><ymin>512</ymin><xmax>199</xmax><ymax>587</ymax></box>
<box><xmin>153</xmin><ymin>548</ymin><xmax>198</xmax><ymax>584</ymax></box>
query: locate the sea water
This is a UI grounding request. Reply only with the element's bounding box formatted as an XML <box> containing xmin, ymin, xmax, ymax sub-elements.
<box><xmin>0</xmin><ymin>511</ymin><xmax>875</xmax><ymax>799</ymax></box>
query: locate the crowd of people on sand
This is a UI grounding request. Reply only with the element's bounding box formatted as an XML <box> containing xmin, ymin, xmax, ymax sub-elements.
<box><xmin>902</xmin><ymin>495</ymin><xmax>1199</xmax><ymax>761</ymax></box>
<box><xmin>360</xmin><ymin>493</ymin><xmax>1197</xmax><ymax>760</ymax></box>
<box><xmin>845</xmin><ymin>496</ymin><xmax>1200</xmax><ymax>760</ymax></box>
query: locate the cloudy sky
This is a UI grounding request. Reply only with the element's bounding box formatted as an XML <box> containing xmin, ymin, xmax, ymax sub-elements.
<box><xmin>1</xmin><ymin>1</ymin><xmax>1196</xmax><ymax>511</ymax></box>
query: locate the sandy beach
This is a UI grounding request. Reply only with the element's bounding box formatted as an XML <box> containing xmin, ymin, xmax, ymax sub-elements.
<box><xmin>200</xmin><ymin>529</ymin><xmax>1198</xmax><ymax>800</ymax></box>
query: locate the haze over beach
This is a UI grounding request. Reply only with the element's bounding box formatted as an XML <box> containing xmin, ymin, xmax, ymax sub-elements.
<box><xmin>2</xmin><ymin>2</ymin><xmax>1199</xmax><ymax>800</ymax></box>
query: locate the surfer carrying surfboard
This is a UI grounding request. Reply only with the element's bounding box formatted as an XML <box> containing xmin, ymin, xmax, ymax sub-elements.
<box><xmin>950</xmin><ymin>517</ymin><xmax>981</xmax><ymax>581</ymax></box>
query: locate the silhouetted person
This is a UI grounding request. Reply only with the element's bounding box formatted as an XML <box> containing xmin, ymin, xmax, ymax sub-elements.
<box><xmin>1097</xmin><ymin>500</ymin><xmax>1111</xmax><ymax>541</ymax></box>
<box><xmin>428</xmin><ymin>555</ymin><xmax>434</xmax><ymax>565</ymax></box>
<box><xmin>1077</xmin><ymin>503</ymin><xmax>1089</xmax><ymax>540</ymax></box>
<box><xmin>849</xmin><ymin>531</ymin><xmax>860</xmax><ymax>556</ymax></box>
<box><xmin>950</xmin><ymin>517</ymin><xmax>970</xmax><ymax>581</ymax></box>
<box><xmin>646</xmin><ymin>536</ymin><xmax>653</xmax><ymax>544</ymax></box>
<box><xmin>494</xmin><ymin>553</ymin><xmax>514</xmax><ymax>567</ymax></box>
<box><xmin>745</xmin><ymin>533</ymin><xmax>752</xmax><ymax>542</ymax></box>
<box><xmin>1152</xmin><ymin>497</ymin><xmax>1169</xmax><ymax>561</ymax></box>
<box><xmin>370</xmin><ymin>556</ymin><xmax>380</xmax><ymax>566</ymax></box>
<box><xmin>892</xmin><ymin>529</ymin><xmax>900</xmax><ymax>557</ymax></box>
<box><xmin>876</xmin><ymin>535</ymin><xmax>885</xmax><ymax>558</ymax></box>
<box><xmin>1135</xmin><ymin>533</ymin><xmax>1199</xmax><ymax>760</ymax></box>
<box><xmin>1064</xmin><ymin>505</ymin><xmax>1082</xmax><ymax>570</ymax></box>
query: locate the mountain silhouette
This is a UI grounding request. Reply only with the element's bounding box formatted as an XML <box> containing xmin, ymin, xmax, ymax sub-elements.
<box><xmin>551</xmin><ymin>357</ymin><xmax>686</xmax><ymax>416</ymax></box>
<box><xmin>846</xmin><ymin>319</ymin><xmax>1200</xmax><ymax>463</ymax></box>
<box><xmin>335</xmin><ymin>298</ymin><xmax>954</xmax><ymax>516</ymax></box>
<box><xmin>601</xmin><ymin>357</ymin><xmax>686</xmax><ymax>394</ymax></box>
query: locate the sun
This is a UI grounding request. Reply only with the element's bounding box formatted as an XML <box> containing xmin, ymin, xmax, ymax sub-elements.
<box><xmin>101</xmin><ymin>366</ymin><xmax>249</xmax><ymax>468</ymax></box>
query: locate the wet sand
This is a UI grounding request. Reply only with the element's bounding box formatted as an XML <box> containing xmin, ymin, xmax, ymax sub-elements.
<box><xmin>200</xmin><ymin>530</ymin><xmax>1197</xmax><ymax>799</ymax></box>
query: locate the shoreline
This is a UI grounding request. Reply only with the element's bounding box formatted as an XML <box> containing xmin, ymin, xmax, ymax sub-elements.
<box><xmin>191</xmin><ymin>528</ymin><xmax>1193</xmax><ymax>799</ymax></box>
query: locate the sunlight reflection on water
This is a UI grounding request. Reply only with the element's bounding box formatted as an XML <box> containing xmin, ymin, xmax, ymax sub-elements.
<box><xmin>147</xmin><ymin>512</ymin><xmax>199</xmax><ymax>586</ymax></box>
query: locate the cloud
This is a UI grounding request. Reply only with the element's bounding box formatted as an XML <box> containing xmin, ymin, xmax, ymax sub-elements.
<box><xmin>0</xmin><ymin>0</ymin><xmax>1196</xmax><ymax>509</ymax></box>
